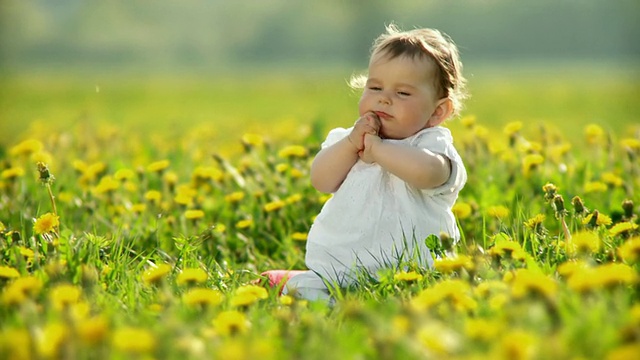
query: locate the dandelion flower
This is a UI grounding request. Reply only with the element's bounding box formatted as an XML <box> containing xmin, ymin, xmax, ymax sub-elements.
<box><xmin>176</xmin><ymin>268</ymin><xmax>208</xmax><ymax>285</ymax></box>
<box><xmin>225</xmin><ymin>191</ymin><xmax>245</xmax><ymax>203</ymax></box>
<box><xmin>230</xmin><ymin>284</ymin><xmax>268</xmax><ymax>307</ymax></box>
<box><xmin>264</xmin><ymin>200</ymin><xmax>286</xmax><ymax>212</ymax></box>
<box><xmin>1</xmin><ymin>167</ymin><xmax>25</xmax><ymax>180</ymax></box>
<box><xmin>142</xmin><ymin>263</ymin><xmax>172</xmax><ymax>285</ymax></box>
<box><xmin>235</xmin><ymin>219</ymin><xmax>253</xmax><ymax>229</ymax></box>
<box><xmin>2</xmin><ymin>276</ymin><xmax>43</xmax><ymax>305</ymax></box>
<box><xmin>609</xmin><ymin>222</ymin><xmax>638</xmax><ymax>237</ymax></box>
<box><xmin>37</xmin><ymin>322</ymin><xmax>68</xmax><ymax>359</ymax></box>
<box><xmin>241</xmin><ymin>133</ymin><xmax>265</xmax><ymax>148</ymax></box>
<box><xmin>33</xmin><ymin>213</ymin><xmax>59</xmax><ymax>235</ymax></box>
<box><xmin>568</xmin><ymin>263</ymin><xmax>637</xmax><ymax>292</ymax></box>
<box><xmin>213</xmin><ymin>310</ymin><xmax>250</xmax><ymax>336</ymax></box>
<box><xmin>618</xmin><ymin>237</ymin><xmax>640</xmax><ymax>263</ymax></box>
<box><xmin>0</xmin><ymin>266</ymin><xmax>20</xmax><ymax>279</ymax></box>
<box><xmin>620</xmin><ymin>138</ymin><xmax>640</xmax><ymax>151</ymax></box>
<box><xmin>582</xmin><ymin>211</ymin><xmax>612</xmax><ymax>226</ymax></box>
<box><xmin>50</xmin><ymin>284</ymin><xmax>82</xmax><ymax>310</ymax></box>
<box><xmin>464</xmin><ymin>318</ymin><xmax>503</xmax><ymax>341</ymax></box>
<box><xmin>184</xmin><ymin>209</ymin><xmax>205</xmax><ymax>220</ymax></box>
<box><xmin>275</xmin><ymin>163</ymin><xmax>289</xmax><ymax>173</ymax></box>
<box><xmin>452</xmin><ymin>202</ymin><xmax>472</xmax><ymax>219</ymax></box>
<box><xmin>584</xmin><ymin>181</ymin><xmax>607</xmax><ymax>193</ymax></box>
<box><xmin>394</xmin><ymin>270</ymin><xmax>424</xmax><ymax>282</ymax></box>
<box><xmin>93</xmin><ymin>175</ymin><xmax>120</xmax><ymax>194</ymax></box>
<box><xmin>147</xmin><ymin>159</ymin><xmax>170</xmax><ymax>173</ymax></box>
<box><xmin>182</xmin><ymin>288</ymin><xmax>224</xmax><ymax>307</ymax></box>
<box><xmin>522</xmin><ymin>153</ymin><xmax>544</xmax><ymax>177</ymax></box>
<box><xmin>567</xmin><ymin>231</ymin><xmax>601</xmax><ymax>255</ymax></box>
<box><xmin>584</xmin><ymin>124</ymin><xmax>605</xmax><ymax>145</ymax></box>
<box><xmin>486</xmin><ymin>205</ymin><xmax>510</xmax><ymax>220</ymax></box>
<box><xmin>503</xmin><ymin>121</ymin><xmax>523</xmax><ymax>137</ymax></box>
<box><xmin>278</xmin><ymin>145</ymin><xmax>307</xmax><ymax>158</ymax></box>
<box><xmin>460</xmin><ymin>115</ymin><xmax>476</xmax><ymax>127</ymax></box>
<box><xmin>524</xmin><ymin>214</ymin><xmax>546</xmax><ymax>229</ymax></box>
<box><xmin>9</xmin><ymin>139</ymin><xmax>43</xmax><ymax>156</ymax></box>
<box><xmin>114</xmin><ymin>168</ymin><xmax>136</xmax><ymax>181</ymax></box>
<box><xmin>434</xmin><ymin>255</ymin><xmax>475</xmax><ymax>274</ymax></box>
<box><xmin>291</xmin><ymin>232</ymin><xmax>308</xmax><ymax>241</ymax></box>
<box><xmin>510</xmin><ymin>269</ymin><xmax>558</xmax><ymax>301</ymax></box>
<box><xmin>112</xmin><ymin>327</ymin><xmax>156</xmax><ymax>354</ymax></box>
<box><xmin>77</xmin><ymin>315</ymin><xmax>109</xmax><ymax>345</ymax></box>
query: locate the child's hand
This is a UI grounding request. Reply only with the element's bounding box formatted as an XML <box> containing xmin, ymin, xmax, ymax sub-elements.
<box><xmin>359</xmin><ymin>133</ymin><xmax>381</xmax><ymax>163</ymax></box>
<box><xmin>348</xmin><ymin>112</ymin><xmax>380</xmax><ymax>151</ymax></box>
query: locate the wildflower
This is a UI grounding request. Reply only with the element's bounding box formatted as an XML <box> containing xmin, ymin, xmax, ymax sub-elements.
<box><xmin>609</xmin><ymin>222</ymin><xmax>638</xmax><ymax>237</ymax></box>
<box><xmin>524</xmin><ymin>214</ymin><xmax>546</xmax><ymax>229</ymax></box>
<box><xmin>214</xmin><ymin>223</ymin><xmax>227</xmax><ymax>233</ymax></box>
<box><xmin>10</xmin><ymin>138</ymin><xmax>43</xmax><ymax>156</ymax></box>
<box><xmin>394</xmin><ymin>270</ymin><xmax>424</xmax><ymax>282</ymax></box>
<box><xmin>2</xmin><ymin>276</ymin><xmax>43</xmax><ymax>305</ymax></box>
<box><xmin>264</xmin><ymin>199</ymin><xmax>286</xmax><ymax>212</ymax></box>
<box><xmin>0</xmin><ymin>266</ymin><xmax>20</xmax><ymax>279</ymax></box>
<box><xmin>130</xmin><ymin>203</ymin><xmax>146</xmax><ymax>214</ymax></box>
<box><xmin>36</xmin><ymin>162</ymin><xmax>55</xmax><ymax>184</ymax></box>
<box><xmin>182</xmin><ymin>288</ymin><xmax>224</xmax><ymax>307</ymax></box>
<box><xmin>279</xmin><ymin>295</ymin><xmax>294</xmax><ymax>306</ymax></box>
<box><xmin>0</xmin><ymin>328</ymin><xmax>32</xmax><ymax>359</ymax></box>
<box><xmin>584</xmin><ymin>181</ymin><xmax>607</xmax><ymax>193</ymax></box>
<box><xmin>112</xmin><ymin>327</ymin><xmax>156</xmax><ymax>354</ymax></box>
<box><xmin>33</xmin><ymin>212</ymin><xmax>60</xmax><ymax>235</ymax></box>
<box><xmin>164</xmin><ymin>170</ymin><xmax>179</xmax><ymax>185</ymax></box>
<box><xmin>235</xmin><ymin>219</ymin><xmax>253</xmax><ymax>229</ymax></box>
<box><xmin>114</xmin><ymin>168</ymin><xmax>135</xmax><ymax>181</ymax></box>
<box><xmin>567</xmin><ymin>231</ymin><xmax>601</xmax><ymax>256</ymax></box>
<box><xmin>37</xmin><ymin>322</ymin><xmax>68</xmax><ymax>359</ymax></box>
<box><xmin>464</xmin><ymin>318</ymin><xmax>503</xmax><ymax>341</ymax></box>
<box><xmin>606</xmin><ymin>344</ymin><xmax>640</xmax><ymax>360</ymax></box>
<box><xmin>241</xmin><ymin>133</ymin><xmax>265</xmax><ymax>148</ymax></box>
<box><xmin>568</xmin><ymin>263</ymin><xmax>638</xmax><ymax>292</ymax></box>
<box><xmin>176</xmin><ymin>268</ymin><xmax>208</xmax><ymax>285</ymax></box>
<box><xmin>290</xmin><ymin>168</ymin><xmax>304</xmax><ymax>178</ymax></box>
<box><xmin>620</xmin><ymin>137</ymin><xmax>640</xmax><ymax>151</ymax></box>
<box><xmin>522</xmin><ymin>153</ymin><xmax>544</xmax><ymax>177</ymax></box>
<box><xmin>452</xmin><ymin>202</ymin><xmax>472</xmax><ymax>219</ymax></box>
<box><xmin>503</xmin><ymin>121</ymin><xmax>523</xmax><ymax>137</ymax></box>
<box><xmin>275</xmin><ymin>163</ymin><xmax>289</xmax><ymax>173</ymax></box>
<box><xmin>142</xmin><ymin>263</ymin><xmax>172</xmax><ymax>285</ymax></box>
<box><xmin>474</xmin><ymin>125</ymin><xmax>490</xmax><ymax>141</ymax></box>
<box><xmin>582</xmin><ymin>210</ymin><xmax>612</xmax><ymax>227</ymax></box>
<box><xmin>488</xmin><ymin>239</ymin><xmax>527</xmax><ymax>262</ymax></box>
<box><xmin>291</xmin><ymin>232</ymin><xmax>308</xmax><ymax>241</ymax></box>
<box><xmin>416</xmin><ymin>322</ymin><xmax>461</xmax><ymax>357</ymax></box>
<box><xmin>473</xmin><ymin>280</ymin><xmax>508</xmax><ymax>298</ymax></box>
<box><xmin>622</xmin><ymin>199</ymin><xmax>635</xmax><ymax>220</ymax></box>
<box><xmin>486</xmin><ymin>205</ymin><xmax>510</xmax><ymax>220</ymax></box>
<box><xmin>278</xmin><ymin>145</ymin><xmax>307</xmax><ymax>158</ymax></box>
<box><xmin>184</xmin><ymin>209</ymin><xmax>205</xmax><ymax>220</ymax></box>
<box><xmin>411</xmin><ymin>279</ymin><xmax>476</xmax><ymax>312</ymax></box>
<box><xmin>557</xmin><ymin>260</ymin><xmax>589</xmax><ymax>277</ymax></box>
<box><xmin>510</xmin><ymin>269</ymin><xmax>558</xmax><ymax>301</ymax></box>
<box><xmin>213</xmin><ymin>310</ymin><xmax>250</xmax><ymax>336</ymax></box>
<box><xmin>192</xmin><ymin>166</ymin><xmax>224</xmax><ymax>183</ymax></box>
<box><xmin>50</xmin><ymin>284</ymin><xmax>82</xmax><ymax>310</ymax></box>
<box><xmin>285</xmin><ymin>193</ymin><xmax>302</xmax><ymax>204</ymax></box>
<box><xmin>147</xmin><ymin>159</ymin><xmax>170</xmax><ymax>173</ymax></box>
<box><xmin>460</xmin><ymin>115</ymin><xmax>476</xmax><ymax>127</ymax></box>
<box><xmin>584</xmin><ymin>124</ymin><xmax>605</xmax><ymax>145</ymax></box>
<box><xmin>225</xmin><ymin>191</ymin><xmax>245</xmax><ymax>203</ymax></box>
<box><xmin>77</xmin><ymin>315</ymin><xmax>109</xmax><ymax>345</ymax></box>
<box><xmin>94</xmin><ymin>175</ymin><xmax>120</xmax><ymax>194</ymax></box>
<box><xmin>497</xmin><ymin>329</ymin><xmax>538</xmax><ymax>360</ymax></box>
<box><xmin>618</xmin><ymin>237</ymin><xmax>640</xmax><ymax>263</ymax></box>
<box><xmin>1</xmin><ymin>167</ymin><xmax>25</xmax><ymax>180</ymax></box>
<box><xmin>601</xmin><ymin>172</ymin><xmax>624</xmax><ymax>187</ymax></box>
<box><xmin>542</xmin><ymin>183</ymin><xmax>557</xmax><ymax>201</ymax></box>
<box><xmin>144</xmin><ymin>190</ymin><xmax>162</xmax><ymax>204</ymax></box>
<box><xmin>230</xmin><ymin>284</ymin><xmax>268</xmax><ymax>307</ymax></box>
<box><xmin>434</xmin><ymin>255</ymin><xmax>475</xmax><ymax>274</ymax></box>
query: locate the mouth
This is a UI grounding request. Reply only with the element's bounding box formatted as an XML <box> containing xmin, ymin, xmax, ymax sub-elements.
<box><xmin>373</xmin><ymin>111</ymin><xmax>392</xmax><ymax>120</ymax></box>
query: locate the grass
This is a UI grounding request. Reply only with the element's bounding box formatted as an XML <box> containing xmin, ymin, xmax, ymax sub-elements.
<box><xmin>0</xmin><ymin>64</ymin><xmax>639</xmax><ymax>359</ymax></box>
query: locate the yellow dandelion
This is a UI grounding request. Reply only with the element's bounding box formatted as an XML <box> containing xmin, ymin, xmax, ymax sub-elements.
<box><xmin>114</xmin><ymin>168</ymin><xmax>135</xmax><ymax>181</ymax></box>
<box><xmin>182</xmin><ymin>288</ymin><xmax>224</xmax><ymax>307</ymax></box>
<box><xmin>0</xmin><ymin>328</ymin><xmax>32</xmax><ymax>359</ymax></box>
<box><xmin>601</xmin><ymin>172</ymin><xmax>624</xmax><ymax>187</ymax></box>
<box><xmin>290</xmin><ymin>168</ymin><xmax>304</xmax><ymax>178</ymax></box>
<box><xmin>497</xmin><ymin>329</ymin><xmax>538</xmax><ymax>360</ymax></box>
<box><xmin>606</xmin><ymin>343</ymin><xmax>640</xmax><ymax>360</ymax></box>
<box><xmin>214</xmin><ymin>223</ymin><xmax>227</xmax><ymax>233</ymax></box>
<box><xmin>411</xmin><ymin>279</ymin><xmax>476</xmax><ymax>312</ymax></box>
<box><xmin>618</xmin><ymin>237</ymin><xmax>640</xmax><ymax>263</ymax></box>
<box><xmin>230</xmin><ymin>284</ymin><xmax>269</xmax><ymax>307</ymax></box>
<box><xmin>184</xmin><ymin>209</ymin><xmax>205</xmax><ymax>220</ymax></box>
<box><xmin>464</xmin><ymin>318</ymin><xmax>503</xmax><ymax>342</ymax></box>
<box><xmin>176</xmin><ymin>268</ymin><xmax>208</xmax><ymax>285</ymax></box>
<box><xmin>275</xmin><ymin>163</ymin><xmax>289</xmax><ymax>173</ymax></box>
<box><xmin>582</xmin><ymin>212</ymin><xmax>612</xmax><ymax>226</ymax></box>
<box><xmin>112</xmin><ymin>327</ymin><xmax>156</xmax><ymax>354</ymax></box>
<box><xmin>142</xmin><ymin>263</ymin><xmax>172</xmax><ymax>285</ymax></box>
<box><xmin>94</xmin><ymin>175</ymin><xmax>120</xmax><ymax>194</ymax></box>
<box><xmin>147</xmin><ymin>159</ymin><xmax>170</xmax><ymax>173</ymax></box>
<box><xmin>488</xmin><ymin>239</ymin><xmax>527</xmax><ymax>261</ymax></box>
<box><xmin>524</xmin><ymin>214</ymin><xmax>546</xmax><ymax>229</ymax></box>
<box><xmin>77</xmin><ymin>315</ymin><xmax>109</xmax><ymax>345</ymax></box>
<box><xmin>434</xmin><ymin>255</ymin><xmax>475</xmax><ymax>273</ymax></box>
<box><xmin>163</xmin><ymin>170</ymin><xmax>179</xmax><ymax>185</ymax></box>
<box><xmin>144</xmin><ymin>190</ymin><xmax>162</xmax><ymax>203</ymax></box>
<box><xmin>241</xmin><ymin>133</ymin><xmax>265</xmax><ymax>148</ymax></box>
<box><xmin>279</xmin><ymin>295</ymin><xmax>294</xmax><ymax>306</ymax></box>
<box><xmin>1</xmin><ymin>166</ymin><xmax>25</xmax><ymax>180</ymax></box>
<box><xmin>225</xmin><ymin>191</ymin><xmax>245</xmax><ymax>203</ymax></box>
<box><xmin>263</xmin><ymin>199</ymin><xmax>286</xmax><ymax>212</ymax></box>
<box><xmin>291</xmin><ymin>232</ymin><xmax>308</xmax><ymax>241</ymax></box>
<box><xmin>33</xmin><ymin>212</ymin><xmax>59</xmax><ymax>235</ymax></box>
<box><xmin>0</xmin><ymin>265</ymin><xmax>20</xmax><ymax>279</ymax></box>
<box><xmin>10</xmin><ymin>138</ymin><xmax>43</xmax><ymax>156</ymax></box>
<box><xmin>285</xmin><ymin>193</ymin><xmax>302</xmax><ymax>204</ymax></box>
<box><xmin>486</xmin><ymin>205</ymin><xmax>510</xmax><ymax>220</ymax></box>
<box><xmin>2</xmin><ymin>276</ymin><xmax>42</xmax><ymax>305</ymax></box>
<box><xmin>584</xmin><ymin>181</ymin><xmax>607</xmax><ymax>193</ymax></box>
<box><xmin>452</xmin><ymin>202</ymin><xmax>472</xmax><ymax>219</ymax></box>
<box><xmin>278</xmin><ymin>145</ymin><xmax>308</xmax><ymax>158</ymax></box>
<box><xmin>473</xmin><ymin>280</ymin><xmax>508</xmax><ymax>298</ymax></box>
<box><xmin>567</xmin><ymin>230</ymin><xmax>601</xmax><ymax>255</ymax></box>
<box><xmin>557</xmin><ymin>260</ymin><xmax>589</xmax><ymax>277</ymax></box>
<box><xmin>620</xmin><ymin>138</ymin><xmax>640</xmax><ymax>151</ymax></box>
<box><xmin>130</xmin><ymin>203</ymin><xmax>147</xmax><ymax>214</ymax></box>
<box><xmin>610</xmin><ymin>222</ymin><xmax>638</xmax><ymax>237</ymax></box>
<box><xmin>585</xmin><ymin>124</ymin><xmax>605</xmax><ymax>145</ymax></box>
<box><xmin>213</xmin><ymin>310</ymin><xmax>250</xmax><ymax>336</ymax></box>
<box><xmin>394</xmin><ymin>270</ymin><xmax>423</xmax><ymax>282</ymax></box>
<box><xmin>473</xmin><ymin>125</ymin><xmax>490</xmax><ymax>140</ymax></box>
<box><xmin>50</xmin><ymin>284</ymin><xmax>82</xmax><ymax>310</ymax></box>
<box><xmin>37</xmin><ymin>322</ymin><xmax>68</xmax><ymax>359</ymax></box>
<box><xmin>503</xmin><ymin>121</ymin><xmax>523</xmax><ymax>137</ymax></box>
<box><xmin>192</xmin><ymin>166</ymin><xmax>224</xmax><ymax>183</ymax></box>
<box><xmin>460</xmin><ymin>115</ymin><xmax>476</xmax><ymax>127</ymax></box>
<box><xmin>510</xmin><ymin>269</ymin><xmax>557</xmax><ymax>301</ymax></box>
<box><xmin>235</xmin><ymin>219</ymin><xmax>253</xmax><ymax>229</ymax></box>
<box><xmin>568</xmin><ymin>263</ymin><xmax>638</xmax><ymax>292</ymax></box>
<box><xmin>522</xmin><ymin>153</ymin><xmax>544</xmax><ymax>177</ymax></box>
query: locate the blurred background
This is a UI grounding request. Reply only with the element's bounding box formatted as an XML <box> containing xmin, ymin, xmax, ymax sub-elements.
<box><xmin>1</xmin><ymin>0</ymin><xmax>639</xmax><ymax>152</ymax></box>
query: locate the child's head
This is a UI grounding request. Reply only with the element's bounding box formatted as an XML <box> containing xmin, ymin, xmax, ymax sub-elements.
<box><xmin>355</xmin><ymin>25</ymin><xmax>468</xmax><ymax>139</ymax></box>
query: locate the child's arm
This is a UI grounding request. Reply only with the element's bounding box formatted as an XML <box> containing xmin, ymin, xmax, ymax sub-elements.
<box><xmin>310</xmin><ymin>113</ymin><xmax>380</xmax><ymax>193</ymax></box>
<box><xmin>361</xmin><ymin>133</ymin><xmax>451</xmax><ymax>189</ymax></box>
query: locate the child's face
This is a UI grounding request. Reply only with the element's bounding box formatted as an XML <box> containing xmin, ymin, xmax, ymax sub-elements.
<box><xmin>358</xmin><ymin>53</ymin><xmax>443</xmax><ymax>140</ymax></box>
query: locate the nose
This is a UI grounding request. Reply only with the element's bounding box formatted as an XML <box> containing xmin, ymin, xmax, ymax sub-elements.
<box><xmin>378</xmin><ymin>93</ymin><xmax>391</xmax><ymax>105</ymax></box>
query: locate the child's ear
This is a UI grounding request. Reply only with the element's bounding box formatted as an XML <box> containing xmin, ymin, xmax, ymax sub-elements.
<box><xmin>427</xmin><ymin>98</ymin><xmax>453</xmax><ymax>127</ymax></box>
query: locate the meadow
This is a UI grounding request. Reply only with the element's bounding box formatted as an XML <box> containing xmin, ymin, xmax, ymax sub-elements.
<box><xmin>0</xmin><ymin>63</ymin><xmax>639</xmax><ymax>359</ymax></box>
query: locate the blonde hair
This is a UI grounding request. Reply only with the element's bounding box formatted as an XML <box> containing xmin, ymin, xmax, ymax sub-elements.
<box><xmin>351</xmin><ymin>24</ymin><xmax>468</xmax><ymax>117</ymax></box>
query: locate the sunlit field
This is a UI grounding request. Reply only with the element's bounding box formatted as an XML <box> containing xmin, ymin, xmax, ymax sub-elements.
<box><xmin>1</xmin><ymin>64</ymin><xmax>639</xmax><ymax>359</ymax></box>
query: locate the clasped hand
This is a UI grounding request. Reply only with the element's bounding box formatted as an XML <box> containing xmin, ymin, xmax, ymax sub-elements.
<box><xmin>349</xmin><ymin>112</ymin><xmax>382</xmax><ymax>164</ymax></box>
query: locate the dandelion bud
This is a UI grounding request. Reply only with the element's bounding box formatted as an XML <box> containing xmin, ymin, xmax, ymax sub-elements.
<box><xmin>37</xmin><ymin>162</ymin><xmax>55</xmax><ymax>185</ymax></box>
<box><xmin>622</xmin><ymin>199</ymin><xmax>635</xmax><ymax>220</ymax></box>
<box><xmin>588</xmin><ymin>210</ymin><xmax>600</xmax><ymax>227</ymax></box>
<box><xmin>542</xmin><ymin>183</ymin><xmax>557</xmax><ymax>202</ymax></box>
<box><xmin>571</xmin><ymin>196</ymin><xmax>588</xmax><ymax>216</ymax></box>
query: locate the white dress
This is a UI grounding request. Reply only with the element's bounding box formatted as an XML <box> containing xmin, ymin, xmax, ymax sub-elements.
<box><xmin>284</xmin><ymin>126</ymin><xmax>467</xmax><ymax>301</ymax></box>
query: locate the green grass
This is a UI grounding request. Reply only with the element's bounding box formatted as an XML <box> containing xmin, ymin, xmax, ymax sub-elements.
<box><xmin>1</xmin><ymin>64</ymin><xmax>639</xmax><ymax>359</ymax></box>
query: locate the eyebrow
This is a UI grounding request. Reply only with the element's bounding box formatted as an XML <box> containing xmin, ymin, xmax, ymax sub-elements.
<box><xmin>366</xmin><ymin>78</ymin><xmax>419</xmax><ymax>90</ymax></box>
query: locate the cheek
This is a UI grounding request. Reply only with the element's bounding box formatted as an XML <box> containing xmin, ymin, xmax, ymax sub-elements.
<box><xmin>357</xmin><ymin>96</ymin><xmax>369</xmax><ymax>116</ymax></box>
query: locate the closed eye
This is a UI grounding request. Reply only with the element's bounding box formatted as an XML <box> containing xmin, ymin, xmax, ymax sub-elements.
<box><xmin>397</xmin><ymin>91</ymin><xmax>411</xmax><ymax>96</ymax></box>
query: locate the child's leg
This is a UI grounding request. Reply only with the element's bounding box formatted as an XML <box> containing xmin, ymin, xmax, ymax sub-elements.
<box><xmin>281</xmin><ymin>271</ymin><xmax>332</xmax><ymax>303</ymax></box>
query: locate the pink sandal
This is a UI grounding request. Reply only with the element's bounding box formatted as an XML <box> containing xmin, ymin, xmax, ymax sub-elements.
<box><xmin>260</xmin><ymin>270</ymin><xmax>306</xmax><ymax>295</ymax></box>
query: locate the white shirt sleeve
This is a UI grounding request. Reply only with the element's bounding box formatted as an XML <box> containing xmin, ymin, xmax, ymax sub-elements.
<box><xmin>321</xmin><ymin>127</ymin><xmax>351</xmax><ymax>149</ymax></box>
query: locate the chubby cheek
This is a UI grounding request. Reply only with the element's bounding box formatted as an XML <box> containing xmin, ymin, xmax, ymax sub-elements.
<box><xmin>358</xmin><ymin>95</ymin><xmax>372</xmax><ymax>117</ymax></box>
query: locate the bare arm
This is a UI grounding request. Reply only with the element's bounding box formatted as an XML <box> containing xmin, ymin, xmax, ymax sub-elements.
<box><xmin>310</xmin><ymin>113</ymin><xmax>380</xmax><ymax>193</ymax></box>
<box><xmin>360</xmin><ymin>134</ymin><xmax>451</xmax><ymax>189</ymax></box>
